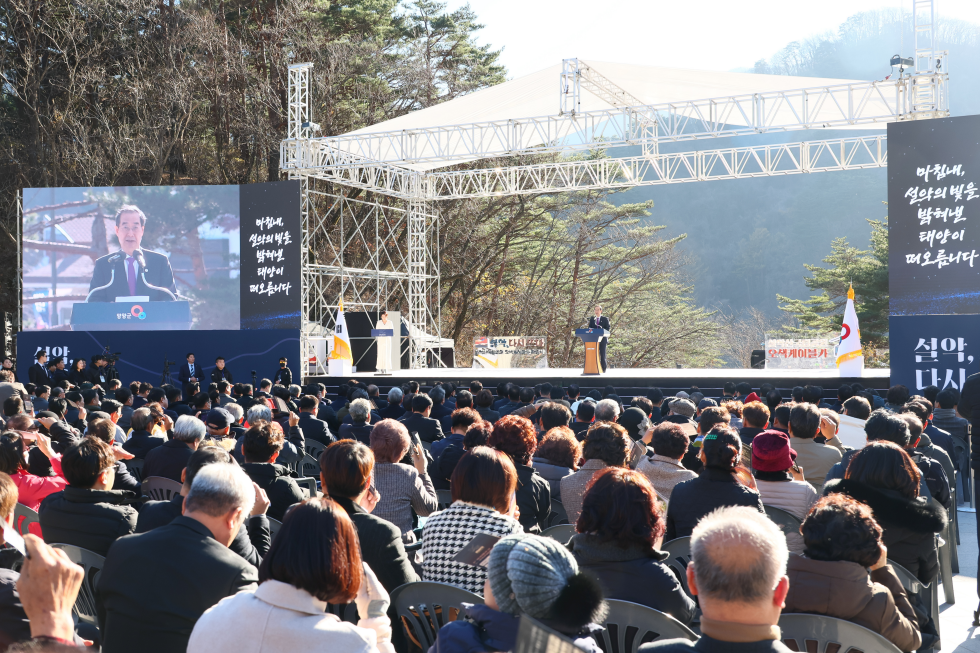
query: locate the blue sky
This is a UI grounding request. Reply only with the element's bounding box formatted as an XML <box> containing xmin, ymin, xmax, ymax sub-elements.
<box><xmin>445</xmin><ymin>0</ymin><xmax>980</xmax><ymax>79</ymax></box>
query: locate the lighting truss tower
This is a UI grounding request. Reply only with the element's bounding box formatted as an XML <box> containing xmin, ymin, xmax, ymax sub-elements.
<box><xmin>283</xmin><ymin>56</ymin><xmax>950</xmax><ymax>370</ymax></box>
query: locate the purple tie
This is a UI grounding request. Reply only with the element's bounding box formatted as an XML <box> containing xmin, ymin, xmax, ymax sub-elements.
<box><xmin>126</xmin><ymin>257</ymin><xmax>137</xmax><ymax>296</ymax></box>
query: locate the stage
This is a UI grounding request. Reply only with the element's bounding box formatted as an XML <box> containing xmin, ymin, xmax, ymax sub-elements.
<box><xmin>308</xmin><ymin>367</ymin><xmax>892</xmax><ymax>397</ymax></box>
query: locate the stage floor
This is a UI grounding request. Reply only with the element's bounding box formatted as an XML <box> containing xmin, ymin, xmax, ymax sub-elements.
<box><xmin>310</xmin><ymin>367</ymin><xmax>892</xmax><ymax>393</ymax></box>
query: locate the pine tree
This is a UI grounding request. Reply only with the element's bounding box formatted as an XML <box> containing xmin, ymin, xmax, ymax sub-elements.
<box><xmin>777</xmin><ymin>217</ymin><xmax>889</xmax><ymax>349</ymax></box>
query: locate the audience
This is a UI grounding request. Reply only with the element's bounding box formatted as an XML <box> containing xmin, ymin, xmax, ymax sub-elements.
<box><xmin>641</xmin><ymin>506</ymin><xmax>792</xmax><ymax>652</ymax></box>
<box><xmin>38</xmin><ymin>436</ymin><xmax>139</xmax><ymax>557</ymax></box>
<box><xmin>137</xmin><ymin>445</ymin><xmax>271</xmax><ymax>567</ymax></box>
<box><xmin>488</xmin><ymin>415</ymin><xmax>551</xmax><ymax>532</ymax></box>
<box><xmin>824</xmin><ymin>441</ymin><xmax>946</xmax><ymax>583</ymax></box>
<box><xmin>97</xmin><ymin>463</ymin><xmax>259</xmax><ymax>653</ymax></box>
<box><xmin>399</xmin><ymin>394</ymin><xmax>444</xmax><ymax>443</ymax></box>
<box><xmin>429</xmin><ymin>407</ymin><xmax>480</xmax><ymax>473</ymax></box>
<box><xmin>421</xmin><ymin>447</ymin><xmax>523</xmax><ymax>593</ymax></box>
<box><xmin>784</xmin><ymin>494</ymin><xmax>922</xmax><ymax>652</ymax></box>
<box><xmin>531</xmin><ymin>426</ymin><xmax>581</xmax><ymax>500</ymax></box>
<box><xmin>739</xmin><ymin>401</ymin><xmax>770</xmax><ymax>444</ymax></box>
<box><xmin>561</xmin><ymin>422</ymin><xmax>631</xmax><ymax>523</ymax></box>
<box><xmin>369</xmin><ymin>419</ymin><xmax>438</xmax><ymax>542</ymax></box>
<box><xmin>429</xmin><ymin>533</ymin><xmax>605</xmax><ymax>653</ymax></box>
<box><xmin>473</xmin><ymin>389</ymin><xmax>500</xmax><ymax>423</ymax></box>
<box><xmin>121</xmin><ymin>407</ymin><xmax>166</xmax><ymax>457</ymax></box>
<box><xmin>241</xmin><ymin>420</ymin><xmax>306</xmax><ymax>521</ymax></box>
<box><xmin>571</xmin><ymin>400</ymin><xmax>596</xmax><ymax>440</ymax></box>
<box><xmin>666</xmin><ymin>426</ymin><xmax>764</xmax><ymax>540</ymax></box>
<box><xmin>0</xmin><ymin>471</ymin><xmax>31</xmax><ymax>647</ymax></box>
<box><xmin>636</xmin><ymin>422</ymin><xmax>697</xmax><ymax>501</ymax></box>
<box><xmin>188</xmin><ymin>498</ymin><xmax>395</xmax><ymax>653</ymax></box>
<box><xmin>571</xmin><ymin>467</ymin><xmax>696</xmax><ymax>622</ymax></box>
<box><xmin>750</xmin><ymin>430</ymin><xmax>818</xmax><ymax>553</ymax></box>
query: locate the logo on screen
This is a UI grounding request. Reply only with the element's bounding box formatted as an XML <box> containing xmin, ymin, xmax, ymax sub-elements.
<box><xmin>131</xmin><ymin>305</ymin><xmax>146</xmax><ymax>320</ymax></box>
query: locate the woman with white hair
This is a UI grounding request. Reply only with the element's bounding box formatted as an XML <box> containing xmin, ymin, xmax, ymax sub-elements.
<box><xmin>340</xmin><ymin>398</ymin><xmax>374</xmax><ymax>445</ymax></box>
<box><xmin>368</xmin><ymin>419</ymin><xmax>438</xmax><ymax>542</ymax></box>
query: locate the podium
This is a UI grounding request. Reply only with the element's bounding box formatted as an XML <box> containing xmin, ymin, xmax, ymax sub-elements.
<box><xmin>371</xmin><ymin>329</ymin><xmax>394</xmax><ymax>337</ymax></box>
<box><xmin>70</xmin><ymin>301</ymin><xmax>192</xmax><ymax>331</ymax></box>
<box><xmin>371</xmin><ymin>329</ymin><xmax>394</xmax><ymax>376</ymax></box>
<box><xmin>575</xmin><ymin>328</ymin><xmax>609</xmax><ymax>375</ymax></box>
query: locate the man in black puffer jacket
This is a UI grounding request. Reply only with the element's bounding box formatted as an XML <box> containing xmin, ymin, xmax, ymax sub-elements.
<box><xmin>240</xmin><ymin>421</ymin><xmax>305</xmax><ymax>522</ymax></box>
<box><xmin>39</xmin><ymin>436</ymin><xmax>139</xmax><ymax>557</ymax></box>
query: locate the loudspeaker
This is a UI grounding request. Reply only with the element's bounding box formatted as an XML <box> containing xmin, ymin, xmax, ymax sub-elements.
<box><xmin>750</xmin><ymin>349</ymin><xmax>766</xmax><ymax>369</ymax></box>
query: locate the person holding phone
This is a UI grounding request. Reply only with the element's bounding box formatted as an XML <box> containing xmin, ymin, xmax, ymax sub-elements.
<box><xmin>368</xmin><ymin>420</ymin><xmax>438</xmax><ymax>544</ymax></box>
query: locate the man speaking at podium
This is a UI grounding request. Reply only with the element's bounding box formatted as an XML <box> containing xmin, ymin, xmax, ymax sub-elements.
<box><xmin>87</xmin><ymin>205</ymin><xmax>178</xmax><ymax>302</ymax></box>
<box><xmin>588</xmin><ymin>305</ymin><xmax>610</xmax><ymax>372</ymax></box>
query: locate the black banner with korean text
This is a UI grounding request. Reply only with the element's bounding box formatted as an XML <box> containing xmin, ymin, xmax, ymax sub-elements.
<box><xmin>889</xmin><ymin>315</ymin><xmax>979</xmax><ymax>391</ymax></box>
<box><xmin>239</xmin><ymin>181</ymin><xmax>302</xmax><ymax>329</ymax></box>
<box><xmin>888</xmin><ymin>116</ymin><xmax>980</xmax><ymax>315</ymax></box>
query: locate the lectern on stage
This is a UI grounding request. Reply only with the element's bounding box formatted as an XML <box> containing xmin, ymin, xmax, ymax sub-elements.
<box><xmin>575</xmin><ymin>328</ymin><xmax>609</xmax><ymax>375</ymax></box>
<box><xmin>70</xmin><ymin>301</ymin><xmax>192</xmax><ymax>331</ymax></box>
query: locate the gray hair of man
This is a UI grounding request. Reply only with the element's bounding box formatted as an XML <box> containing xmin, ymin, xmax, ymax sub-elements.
<box><xmin>247</xmin><ymin>404</ymin><xmax>273</xmax><ymax>424</ymax></box>
<box><xmin>130</xmin><ymin>407</ymin><xmax>154</xmax><ymax>432</ymax></box>
<box><xmin>594</xmin><ymin>398</ymin><xmax>621</xmax><ymax>422</ymax></box>
<box><xmin>388</xmin><ymin>387</ymin><xmax>404</xmax><ymax>403</ymax></box>
<box><xmin>172</xmin><ymin>414</ymin><xmax>207</xmax><ymax>444</ymax></box>
<box><xmin>690</xmin><ymin>506</ymin><xmax>789</xmax><ymax>603</ymax></box>
<box><xmin>349</xmin><ymin>397</ymin><xmax>372</xmax><ymax>422</ymax></box>
<box><xmin>184</xmin><ymin>462</ymin><xmax>255</xmax><ymax>518</ymax></box>
<box><xmin>288</xmin><ymin>384</ymin><xmax>301</xmax><ymax>398</ymax></box>
<box><xmin>225</xmin><ymin>403</ymin><xmax>244</xmax><ymax>423</ymax></box>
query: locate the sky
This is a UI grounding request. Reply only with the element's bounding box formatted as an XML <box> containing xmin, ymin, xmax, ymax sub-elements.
<box><xmin>444</xmin><ymin>0</ymin><xmax>980</xmax><ymax>79</ymax></box>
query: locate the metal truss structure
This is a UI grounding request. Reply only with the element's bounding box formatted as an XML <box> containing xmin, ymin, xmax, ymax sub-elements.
<box><xmin>283</xmin><ymin>1</ymin><xmax>948</xmax><ymax>370</ymax></box>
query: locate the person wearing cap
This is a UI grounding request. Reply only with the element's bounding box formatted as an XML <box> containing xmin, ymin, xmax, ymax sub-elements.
<box><xmin>429</xmin><ymin>533</ymin><xmax>605</xmax><ymax>653</ymax></box>
<box><xmin>695</xmin><ymin>398</ymin><xmax>717</xmax><ymax>420</ymax></box>
<box><xmin>205</xmin><ymin>407</ymin><xmax>234</xmax><ymax>441</ymax></box>
<box><xmin>666</xmin><ymin>426</ymin><xmax>764</xmax><ymax>541</ymax></box>
<box><xmin>751</xmin><ymin>430</ymin><xmax>818</xmax><ymax>554</ymax></box>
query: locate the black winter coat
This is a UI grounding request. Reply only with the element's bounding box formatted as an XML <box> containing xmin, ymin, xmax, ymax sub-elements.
<box><xmin>568</xmin><ymin>533</ymin><xmax>696</xmax><ymax>624</ymax></box>
<box><xmin>135</xmin><ymin>494</ymin><xmax>271</xmax><ymax>568</ymax></box>
<box><xmin>823</xmin><ymin>478</ymin><xmax>946</xmax><ymax>583</ymax></box>
<box><xmin>143</xmin><ymin>439</ymin><xmax>195</xmax><ymax>483</ymax></box>
<box><xmin>665</xmin><ymin>467</ymin><xmax>764</xmax><ymax>540</ymax></box>
<box><xmin>331</xmin><ymin>495</ymin><xmax>419</xmax><ymax>593</ymax></box>
<box><xmin>38</xmin><ymin>487</ymin><xmax>140</xmax><ymax>557</ymax></box>
<box><xmin>122</xmin><ymin>429</ymin><xmax>167</xmax><ymax>459</ymax></box>
<box><xmin>515</xmin><ymin>464</ymin><xmax>551</xmax><ymax>533</ymax></box>
<box><xmin>241</xmin><ymin>462</ymin><xmax>306</xmax><ymax>521</ymax></box>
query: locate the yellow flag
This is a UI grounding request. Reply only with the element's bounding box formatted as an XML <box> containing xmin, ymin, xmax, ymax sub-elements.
<box><xmin>330</xmin><ymin>298</ymin><xmax>353</xmax><ymax>362</ymax></box>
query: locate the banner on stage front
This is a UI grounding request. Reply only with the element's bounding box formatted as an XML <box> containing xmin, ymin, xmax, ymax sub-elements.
<box><xmin>472</xmin><ymin>337</ymin><xmax>547</xmax><ymax>369</ymax></box>
<box><xmin>765</xmin><ymin>337</ymin><xmax>836</xmax><ymax>369</ymax></box>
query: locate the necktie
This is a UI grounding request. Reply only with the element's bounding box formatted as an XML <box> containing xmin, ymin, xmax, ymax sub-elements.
<box><xmin>126</xmin><ymin>257</ymin><xmax>137</xmax><ymax>296</ymax></box>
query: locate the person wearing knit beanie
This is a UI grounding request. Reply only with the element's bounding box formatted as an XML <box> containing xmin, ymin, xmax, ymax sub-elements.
<box><xmin>429</xmin><ymin>534</ymin><xmax>606</xmax><ymax>653</ymax></box>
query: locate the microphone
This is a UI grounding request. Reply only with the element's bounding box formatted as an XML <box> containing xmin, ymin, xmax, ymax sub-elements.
<box><xmin>134</xmin><ymin>250</ymin><xmax>146</xmax><ymax>268</ymax></box>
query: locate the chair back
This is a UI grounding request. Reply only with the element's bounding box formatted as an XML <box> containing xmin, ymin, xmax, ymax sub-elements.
<box><xmin>124</xmin><ymin>458</ymin><xmax>144</xmax><ymax>483</ymax></box>
<box><xmin>268</xmin><ymin>517</ymin><xmax>283</xmax><ymax>539</ymax></box>
<box><xmin>326</xmin><ymin>601</ymin><xmax>359</xmax><ymax>624</ymax></box>
<box><xmin>304</xmin><ymin>439</ymin><xmax>326</xmax><ymax>461</ymax></box>
<box><xmin>593</xmin><ymin>599</ymin><xmax>697</xmax><ymax>653</ymax></box>
<box><xmin>49</xmin><ymin>544</ymin><xmax>105</xmax><ymax>627</ymax></box>
<box><xmin>889</xmin><ymin>560</ymin><xmax>940</xmax><ymax>643</ymax></box>
<box><xmin>295</xmin><ymin>477</ymin><xmax>318</xmax><ymax>497</ymax></box>
<box><xmin>436</xmin><ymin>489</ymin><xmax>453</xmax><ymax>511</ymax></box>
<box><xmin>778</xmin><ymin>613</ymin><xmax>902</xmax><ymax>653</ymax></box>
<box><xmin>660</xmin><ymin>537</ymin><xmax>693</xmax><ymax>597</ymax></box>
<box><xmin>541</xmin><ymin>524</ymin><xmax>576</xmax><ymax>544</ymax></box>
<box><xmin>296</xmin><ymin>453</ymin><xmax>320</xmax><ymax>478</ymax></box>
<box><xmin>13</xmin><ymin>504</ymin><xmax>39</xmax><ymax>536</ymax></box>
<box><xmin>548</xmin><ymin>499</ymin><xmax>569</xmax><ymax>526</ymax></box>
<box><xmin>142</xmin><ymin>476</ymin><xmax>183</xmax><ymax>502</ymax></box>
<box><xmin>764</xmin><ymin>505</ymin><xmax>803</xmax><ymax>540</ymax></box>
<box><xmin>389</xmin><ymin>581</ymin><xmax>485</xmax><ymax>651</ymax></box>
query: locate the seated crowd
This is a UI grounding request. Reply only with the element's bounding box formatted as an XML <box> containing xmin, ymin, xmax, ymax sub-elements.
<box><xmin>0</xmin><ymin>369</ymin><xmax>962</xmax><ymax>652</ymax></box>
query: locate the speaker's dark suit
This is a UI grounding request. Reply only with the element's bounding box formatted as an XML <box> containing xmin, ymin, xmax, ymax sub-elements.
<box><xmin>27</xmin><ymin>363</ymin><xmax>49</xmax><ymax>386</ymax></box>
<box><xmin>87</xmin><ymin>249</ymin><xmax>177</xmax><ymax>302</ymax></box>
<box><xmin>588</xmin><ymin>315</ymin><xmax>611</xmax><ymax>371</ymax></box>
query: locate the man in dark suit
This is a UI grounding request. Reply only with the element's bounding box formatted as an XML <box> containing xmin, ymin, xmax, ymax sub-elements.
<box><xmin>272</xmin><ymin>357</ymin><xmax>291</xmax><ymax>386</ymax></box>
<box><xmin>210</xmin><ymin>356</ymin><xmax>233</xmax><ymax>384</ymax></box>
<box><xmin>178</xmin><ymin>352</ymin><xmax>200</xmax><ymax>400</ymax></box>
<box><xmin>297</xmin><ymin>395</ymin><xmax>334</xmax><ymax>446</ymax></box>
<box><xmin>428</xmin><ymin>386</ymin><xmax>452</xmax><ymax>423</ymax></box>
<box><xmin>143</xmin><ymin>414</ymin><xmax>205</xmax><ymax>483</ymax></box>
<box><xmin>28</xmin><ymin>351</ymin><xmax>50</xmax><ymax>387</ymax></box>
<box><xmin>97</xmin><ymin>463</ymin><xmax>258</xmax><ymax>653</ymax></box>
<box><xmin>86</xmin><ymin>205</ymin><xmax>177</xmax><ymax>303</ymax></box>
<box><xmin>378</xmin><ymin>388</ymin><xmax>406</xmax><ymax>420</ymax></box>
<box><xmin>136</xmin><ymin>446</ymin><xmax>271</xmax><ymax>569</ymax></box>
<box><xmin>587</xmin><ymin>304</ymin><xmax>611</xmax><ymax>372</ymax></box>
<box><xmin>400</xmin><ymin>393</ymin><xmax>444</xmax><ymax>443</ymax></box>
